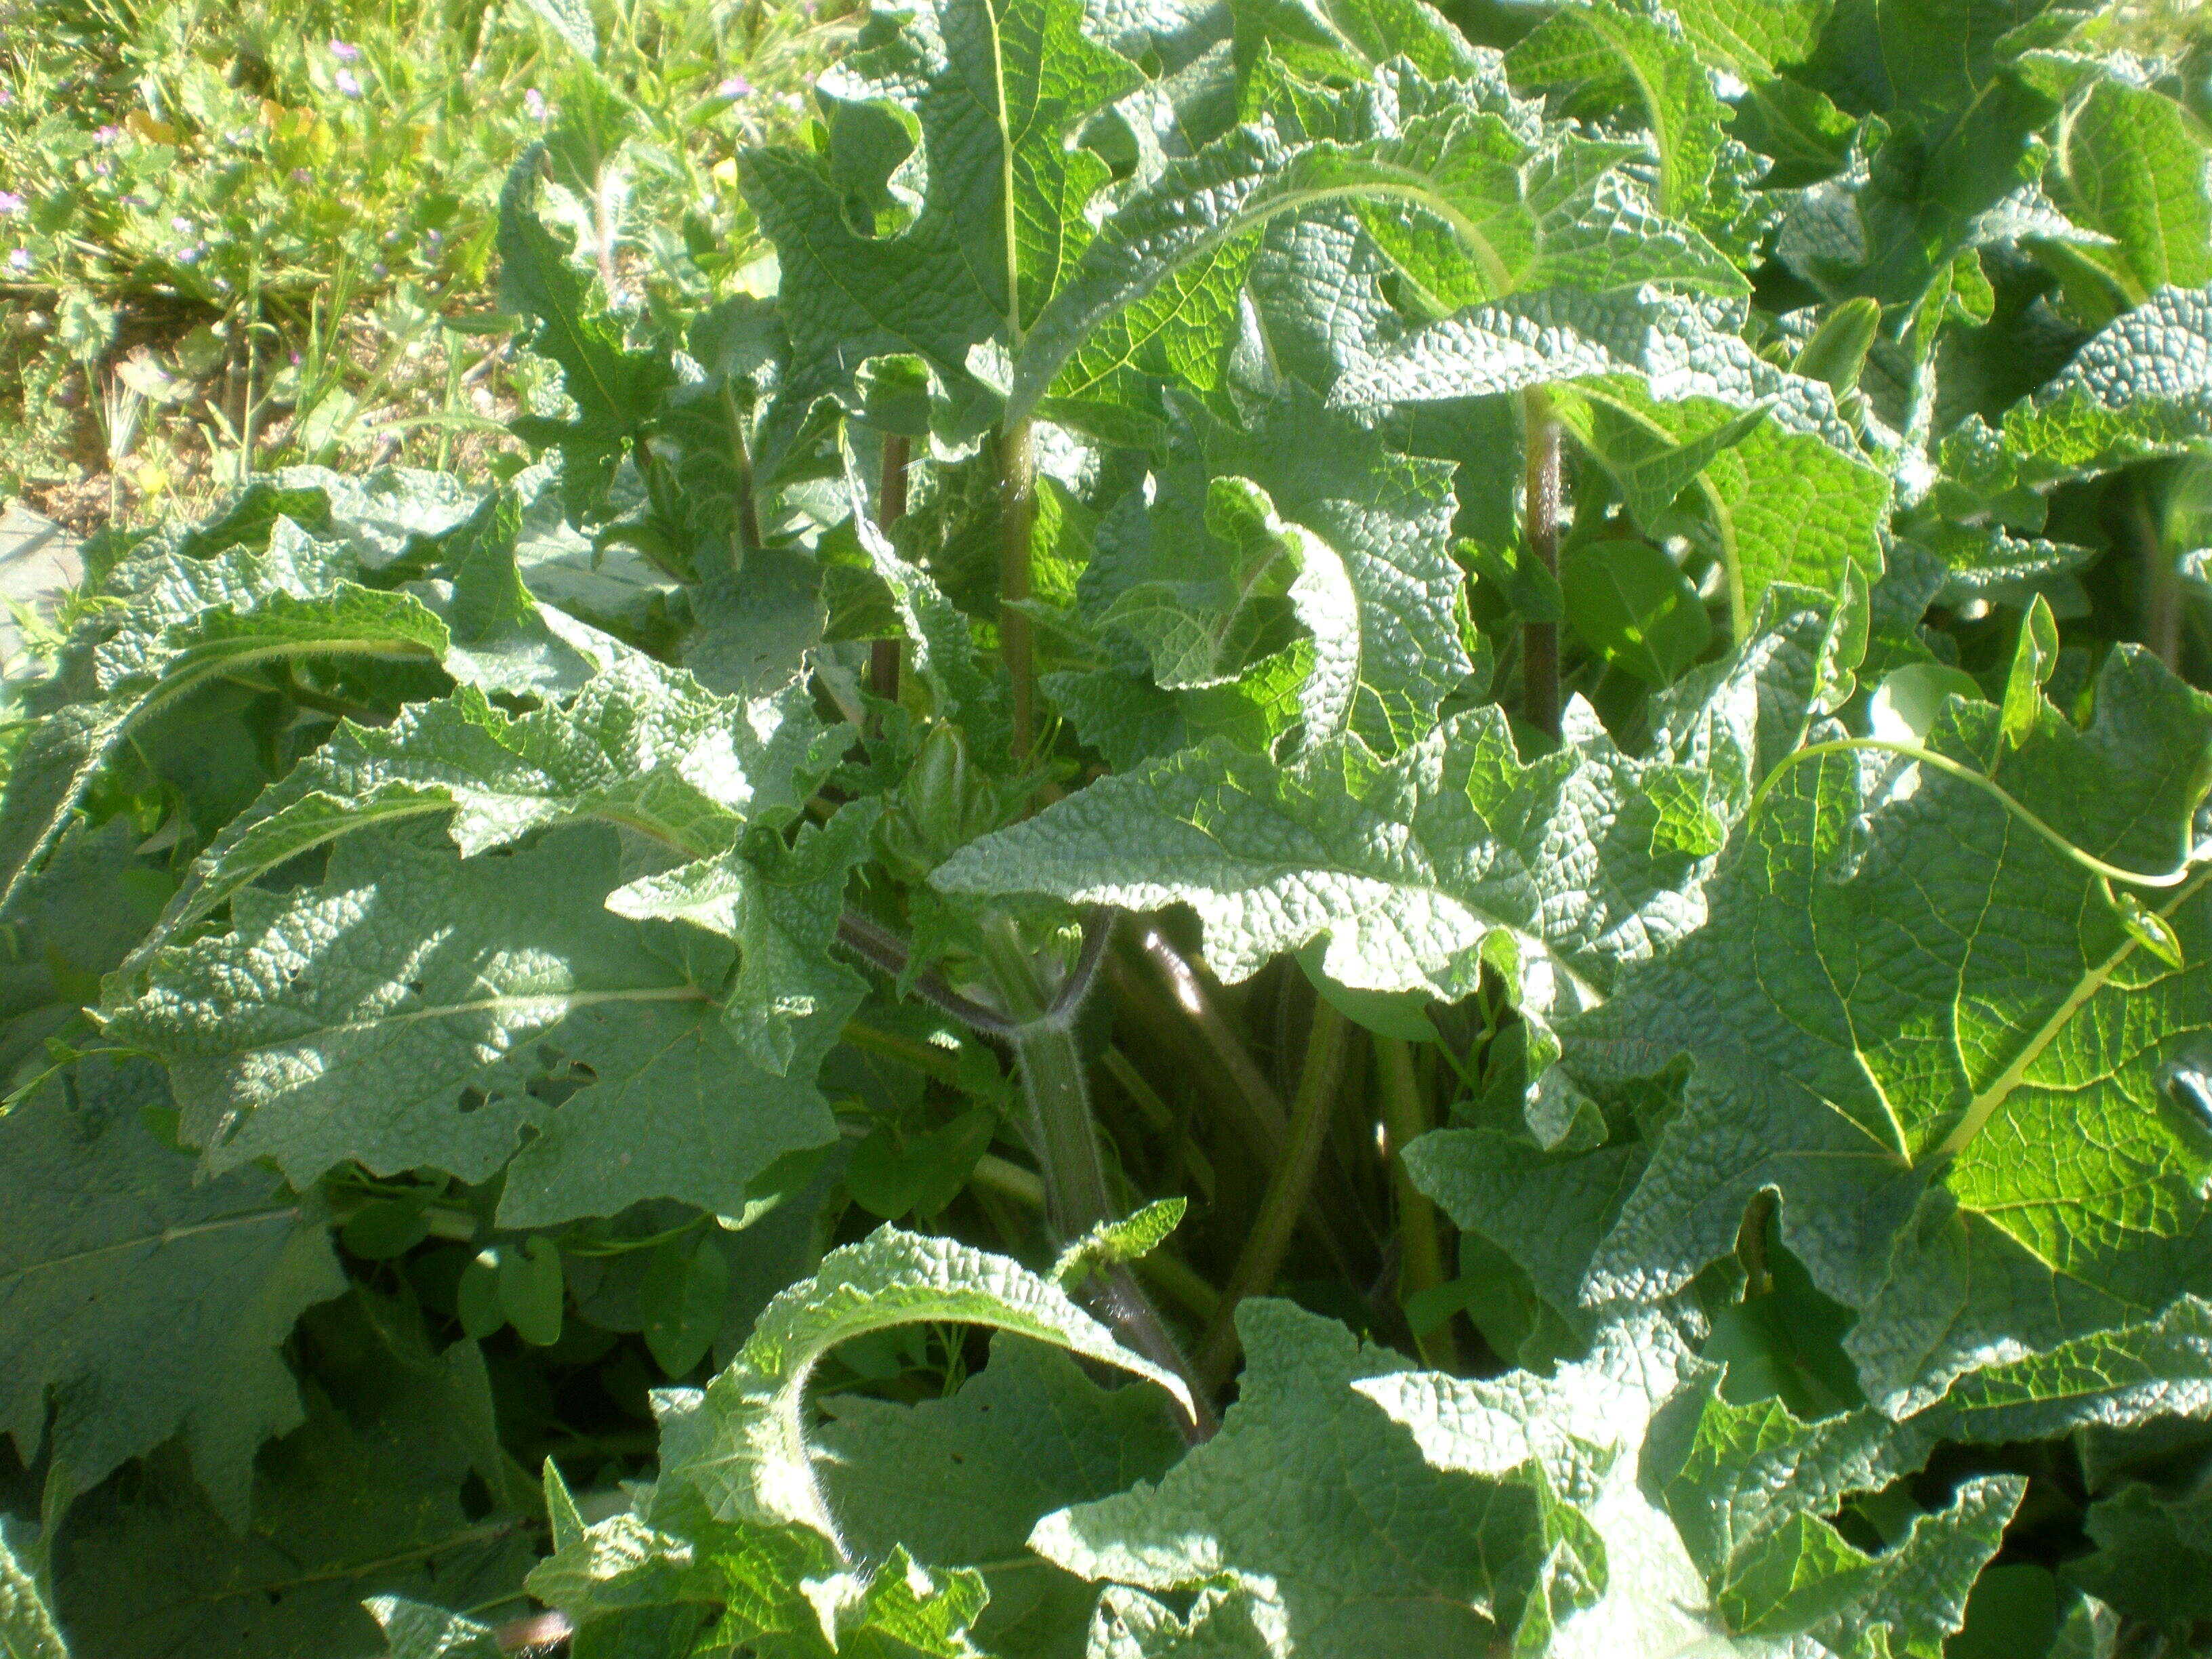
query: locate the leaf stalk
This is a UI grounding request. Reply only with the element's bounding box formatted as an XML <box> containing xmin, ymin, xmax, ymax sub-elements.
<box><xmin>1196</xmin><ymin>998</ymin><xmax>1353</xmax><ymax>1390</ymax></box>
<box><xmin>1001</xmin><ymin>417</ymin><xmax>1036</xmax><ymax>759</ymax></box>
<box><xmin>1375</xmin><ymin>1036</ymin><xmax>1456</xmax><ymax>1372</ymax></box>
<box><xmin>871</xmin><ymin>433</ymin><xmax>910</xmax><ymax>703</ymax></box>
<box><xmin>1521</xmin><ymin>387</ymin><xmax>1563</xmax><ymax>739</ymax></box>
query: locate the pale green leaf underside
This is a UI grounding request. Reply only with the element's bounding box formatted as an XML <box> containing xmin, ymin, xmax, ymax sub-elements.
<box><xmin>656</xmin><ymin>1227</ymin><xmax>1193</xmax><ymax>1549</ymax></box>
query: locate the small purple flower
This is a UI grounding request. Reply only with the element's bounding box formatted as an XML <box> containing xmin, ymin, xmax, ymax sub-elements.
<box><xmin>0</xmin><ymin>86</ymin><xmax>14</xmax><ymax>108</ymax></box>
<box><xmin>335</xmin><ymin>68</ymin><xmax>363</xmax><ymax>98</ymax></box>
<box><xmin>524</xmin><ymin>87</ymin><xmax>548</xmax><ymax>120</ymax></box>
<box><xmin>94</xmin><ymin>124</ymin><xmax>121</xmax><ymax>144</ymax></box>
<box><xmin>329</xmin><ymin>39</ymin><xmax>361</xmax><ymax>62</ymax></box>
<box><xmin>176</xmin><ymin>245</ymin><xmax>200</xmax><ymax>264</ymax></box>
<box><xmin>289</xmin><ymin>350</ymin><xmax>302</xmax><ymax>365</ymax></box>
<box><xmin>7</xmin><ymin>249</ymin><xmax>30</xmax><ymax>273</ymax></box>
<box><xmin>424</xmin><ymin>227</ymin><xmax>443</xmax><ymax>245</ymax></box>
<box><xmin>717</xmin><ymin>75</ymin><xmax>754</xmax><ymax>99</ymax></box>
<box><xmin>0</xmin><ymin>192</ymin><xmax>23</xmax><ymax>217</ymax></box>
<box><xmin>371</xmin><ymin>260</ymin><xmax>389</xmax><ymax>279</ymax></box>
<box><xmin>94</xmin><ymin>159</ymin><xmax>112</xmax><ymax>176</ymax></box>
<box><xmin>290</xmin><ymin>167</ymin><xmax>312</xmax><ymax>185</ymax></box>
<box><xmin>170</xmin><ymin>215</ymin><xmax>194</xmax><ymax>234</ymax></box>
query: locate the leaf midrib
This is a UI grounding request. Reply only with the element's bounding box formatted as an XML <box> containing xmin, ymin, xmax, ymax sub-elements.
<box><xmin>1932</xmin><ymin>867</ymin><xmax>2209</xmax><ymax>1160</ymax></box>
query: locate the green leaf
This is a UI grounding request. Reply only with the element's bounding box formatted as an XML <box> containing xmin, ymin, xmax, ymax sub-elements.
<box><xmin>417</xmin><ymin>484</ymin><xmax>607</xmax><ymax>699</ymax></box>
<box><xmin>816</xmin><ymin>1334</ymin><xmax>1187</xmax><ymax>1654</ymax></box>
<box><xmin>363</xmin><ymin>1597</ymin><xmax>504</xmax><ymax>1659</ymax></box>
<box><xmin>0</xmin><ymin>522</ymin><xmax>449</xmax><ymax>916</ymax></box>
<box><xmin>1084</xmin><ymin>1585</ymin><xmax>1277</xmax><ymax>1657</ymax></box>
<box><xmin>2022</xmin><ymin>58</ymin><xmax>2212</xmax><ymax>304</ymax></box>
<box><xmin>497</xmin><ymin>151</ymin><xmax>674</xmax><ymax>516</ymax></box>
<box><xmin>135</xmin><ymin>657</ymin><xmax>838</xmax><ymax>967</ymax></box>
<box><xmin>499</xmin><ymin>1235</ymin><xmax>565</xmax><ymax>1347</ymax></box>
<box><xmin>1070</xmin><ymin>386</ymin><xmax>1471</xmax><ymax>756</ymax></box>
<box><xmin>847</xmin><ymin>1108</ymin><xmax>998</xmax><ymax>1221</ymax></box>
<box><xmin>744</xmin><ymin>0</ymin><xmax>1141</xmax><ymax>457</ymax></box>
<box><xmin>1946</xmin><ymin>1564</ymin><xmax>2058</xmax><ymax>1659</ymax></box>
<box><xmin>640</xmin><ymin>1233</ymin><xmax>732</xmax><ymax>1378</ymax></box>
<box><xmin>1559</xmin><ymin>539</ymin><xmax>1712</xmax><ymax>686</ymax></box>
<box><xmin>843</xmin><ymin>446</ymin><xmax>1002</xmax><ymax>731</ymax></box>
<box><xmin>1954</xmin><ymin>281</ymin><xmax>2212</xmax><ymax>497</ymax></box>
<box><xmin>1334</xmin><ymin>289</ymin><xmax>1889</xmax><ymax>626</ymax></box>
<box><xmin>1361</xmin><ymin>1312</ymin><xmax>2014</xmax><ymax>1654</ymax></box>
<box><xmin>1505</xmin><ymin>1</ymin><xmax>1726</xmax><ymax>232</ymax></box>
<box><xmin>456</xmin><ymin>1252</ymin><xmax>505</xmax><ymax>1340</ymax></box>
<box><xmin>0</xmin><ymin>1058</ymin><xmax>344</xmax><ymax>1528</ymax></box>
<box><xmin>1867</xmin><ymin>661</ymin><xmax>1982</xmax><ymax>743</ymax></box>
<box><xmin>104</xmin><ymin>823</ymin><xmax>852</xmax><ymax>1229</ymax></box>
<box><xmin>47</xmin><ymin>1300</ymin><xmax>533</xmax><ymax>1658</ymax></box>
<box><xmin>1661</xmin><ymin>0</ymin><xmax>1851</xmax><ymax>185</ymax></box>
<box><xmin>607</xmin><ymin>800</ymin><xmax>879</xmax><ymax>1077</ymax></box>
<box><xmin>1052</xmin><ymin>1197</ymin><xmax>1189</xmax><ymax>1290</ymax></box>
<box><xmin>1572</xmin><ymin>647</ymin><xmax>2212</xmax><ymax>1413</ymax></box>
<box><xmin>941</xmin><ymin>594</ymin><xmax>1851</xmax><ymax>1010</ymax></box>
<box><xmin>655</xmin><ymin>1225</ymin><xmax>1193</xmax><ymax>1548</ymax></box>
<box><xmin>0</xmin><ymin>1519</ymin><xmax>65</xmax><ymax>1659</ymax></box>
<box><xmin>529</xmin><ymin>1504</ymin><xmax>989</xmax><ymax>1659</ymax></box>
<box><xmin>514</xmin><ymin>0</ymin><xmax>595</xmax><ymax>60</ymax></box>
<box><xmin>1227</xmin><ymin>0</ymin><xmax>1488</xmax><ymax>86</ymax></box>
<box><xmin>1296</xmin><ymin>939</ymin><xmax>1439</xmax><ymax>1041</ymax></box>
<box><xmin>1009</xmin><ymin>97</ymin><xmax>1748</xmax><ymax>424</ymax></box>
<box><xmin>2065</xmin><ymin>1479</ymin><xmax>2212</xmax><ymax>1627</ymax></box>
<box><xmin>1645</xmin><ymin>1379</ymin><xmax>2020</xmax><ymax>1650</ymax></box>
<box><xmin>1028</xmin><ymin>1298</ymin><xmax>1587</xmax><ymax>1652</ymax></box>
<box><xmin>2002</xmin><ymin>593</ymin><xmax>2061</xmax><ymax>749</ymax></box>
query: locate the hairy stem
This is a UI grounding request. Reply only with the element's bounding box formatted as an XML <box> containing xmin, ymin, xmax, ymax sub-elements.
<box><xmin>721</xmin><ymin>379</ymin><xmax>761</xmax><ymax>560</ymax></box>
<box><xmin>1197</xmin><ymin>1000</ymin><xmax>1353</xmax><ymax>1389</ymax></box>
<box><xmin>1122</xmin><ymin>927</ymin><xmax>1375</xmax><ymax>1275</ymax></box>
<box><xmin>834</xmin><ymin>911</ymin><xmax>1017</xmax><ymax>1036</ymax></box>
<box><xmin>872</xmin><ymin>432</ymin><xmax>910</xmax><ymax>703</ymax></box>
<box><xmin>977</xmin><ymin>911</ymin><xmax>1216</xmax><ymax>1439</ymax></box>
<box><xmin>1376</xmin><ymin>1036</ymin><xmax>1456</xmax><ymax>1372</ymax></box>
<box><xmin>1001</xmin><ymin>418</ymin><xmax>1036</xmax><ymax>759</ymax></box>
<box><xmin>2132</xmin><ymin>471</ymin><xmax>2182</xmax><ymax>670</ymax></box>
<box><xmin>1010</xmin><ymin>1015</ymin><xmax>1117</xmax><ymax>1239</ymax></box>
<box><xmin>839</xmin><ymin>1017</ymin><xmax>962</xmax><ymax>1084</ymax></box>
<box><xmin>1521</xmin><ymin>387</ymin><xmax>1563</xmax><ymax>739</ymax></box>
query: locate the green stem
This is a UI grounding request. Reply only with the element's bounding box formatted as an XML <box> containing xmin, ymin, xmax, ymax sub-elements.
<box><xmin>722</xmin><ymin>380</ymin><xmax>762</xmax><ymax>561</ymax></box>
<box><xmin>1376</xmin><ymin>1036</ymin><xmax>1455</xmax><ymax>1372</ymax></box>
<box><xmin>970</xmin><ymin>1151</ymin><xmax>1046</xmax><ymax>1211</ymax></box>
<box><xmin>1001</xmin><ymin>418</ymin><xmax>1036</xmax><ymax>760</ymax></box>
<box><xmin>1011</xmin><ymin>1019</ymin><xmax>1115</xmax><ymax>1239</ymax></box>
<box><xmin>978</xmin><ymin>912</ymin><xmax>1216</xmax><ymax>1439</ymax></box>
<box><xmin>1116</xmin><ymin>927</ymin><xmax>1372</xmax><ymax>1276</ymax></box>
<box><xmin>1521</xmin><ymin>387</ymin><xmax>1563</xmax><ymax>739</ymax></box>
<box><xmin>2132</xmin><ymin>471</ymin><xmax>2181</xmax><ymax>670</ymax></box>
<box><xmin>1197</xmin><ymin>1000</ymin><xmax>1353</xmax><ymax>1390</ymax></box>
<box><xmin>872</xmin><ymin>433</ymin><xmax>909</xmax><ymax>704</ymax></box>
<box><xmin>838</xmin><ymin>1019</ymin><xmax>962</xmax><ymax>1085</ymax></box>
<box><xmin>1749</xmin><ymin>738</ymin><xmax>2209</xmax><ymax>890</ymax></box>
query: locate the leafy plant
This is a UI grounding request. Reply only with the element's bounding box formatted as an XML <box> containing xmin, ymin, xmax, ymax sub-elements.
<box><xmin>0</xmin><ymin>0</ymin><xmax>841</xmax><ymax>521</ymax></box>
<box><xmin>3</xmin><ymin>0</ymin><xmax>2212</xmax><ymax>1655</ymax></box>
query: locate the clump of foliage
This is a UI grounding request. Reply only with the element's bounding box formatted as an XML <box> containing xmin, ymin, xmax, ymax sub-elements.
<box><xmin>3</xmin><ymin>0</ymin><xmax>2212</xmax><ymax>1654</ymax></box>
<box><xmin>0</xmin><ymin>0</ymin><xmax>838</xmax><ymax>519</ymax></box>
